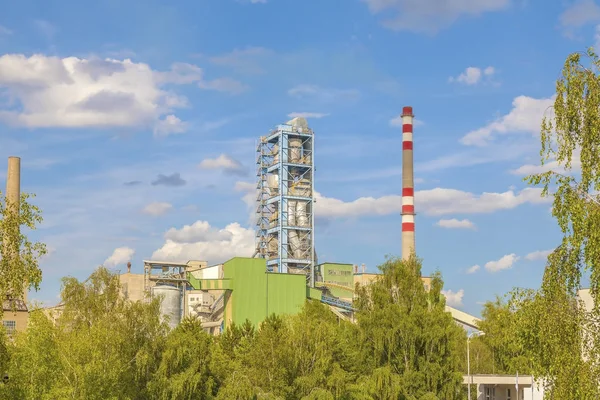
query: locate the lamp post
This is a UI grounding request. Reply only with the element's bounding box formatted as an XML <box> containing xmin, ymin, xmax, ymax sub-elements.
<box><xmin>467</xmin><ymin>330</ymin><xmax>485</xmax><ymax>400</ymax></box>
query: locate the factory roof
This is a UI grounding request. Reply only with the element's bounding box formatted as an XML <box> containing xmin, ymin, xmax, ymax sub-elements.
<box><xmin>2</xmin><ymin>298</ymin><xmax>28</xmax><ymax>312</ymax></box>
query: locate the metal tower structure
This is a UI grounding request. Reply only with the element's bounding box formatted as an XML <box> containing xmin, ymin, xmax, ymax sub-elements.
<box><xmin>255</xmin><ymin>117</ymin><xmax>315</xmax><ymax>287</ymax></box>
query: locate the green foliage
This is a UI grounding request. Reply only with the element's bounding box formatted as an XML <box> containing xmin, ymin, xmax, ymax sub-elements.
<box><xmin>354</xmin><ymin>255</ymin><xmax>464</xmax><ymax>399</ymax></box>
<box><xmin>523</xmin><ymin>48</ymin><xmax>600</xmax><ymax>397</ymax></box>
<box><xmin>2</xmin><ymin>258</ymin><xmax>469</xmax><ymax>399</ymax></box>
<box><xmin>0</xmin><ymin>193</ymin><xmax>46</xmax><ymax>316</ymax></box>
<box><xmin>476</xmin><ymin>292</ymin><xmax>534</xmax><ymax>375</ymax></box>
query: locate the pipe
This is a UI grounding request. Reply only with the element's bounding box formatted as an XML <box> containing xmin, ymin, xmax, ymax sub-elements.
<box><xmin>401</xmin><ymin>107</ymin><xmax>416</xmax><ymax>260</ymax></box>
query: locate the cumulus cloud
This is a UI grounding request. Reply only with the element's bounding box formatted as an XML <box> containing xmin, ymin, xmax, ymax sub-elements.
<box><xmin>361</xmin><ymin>0</ymin><xmax>510</xmax><ymax>34</ymax></box>
<box><xmin>510</xmin><ymin>148</ymin><xmax>582</xmax><ymax>176</ymax></box>
<box><xmin>442</xmin><ymin>289</ymin><xmax>464</xmax><ymax>307</ymax></box>
<box><xmin>234</xmin><ymin>181</ymin><xmax>550</xmax><ymax>220</ymax></box>
<box><xmin>153</xmin><ymin>115</ymin><xmax>187</xmax><ymax>137</ymax></box>
<box><xmin>436</xmin><ymin>218</ymin><xmax>476</xmax><ymax>229</ymax></box>
<box><xmin>314</xmin><ymin>187</ymin><xmax>549</xmax><ymax>218</ymax></box>
<box><xmin>151</xmin><ymin>173</ymin><xmax>186</xmax><ymax>187</ymax></box>
<box><xmin>104</xmin><ymin>246</ymin><xmax>135</xmax><ymax>268</ymax></box>
<box><xmin>389</xmin><ymin>115</ymin><xmax>424</xmax><ymax>127</ymax></box>
<box><xmin>0</xmin><ymin>54</ymin><xmax>205</xmax><ymax>131</ymax></box>
<box><xmin>559</xmin><ymin>0</ymin><xmax>600</xmax><ymax>31</ymax></box>
<box><xmin>466</xmin><ymin>265</ymin><xmax>481</xmax><ymax>274</ymax></box>
<box><xmin>525</xmin><ymin>249</ymin><xmax>554</xmax><ymax>261</ymax></box>
<box><xmin>152</xmin><ymin>220</ymin><xmax>255</xmax><ymax>264</ymax></box>
<box><xmin>142</xmin><ymin>202</ymin><xmax>173</xmax><ymax>216</ymax></box>
<box><xmin>287</xmin><ymin>112</ymin><xmax>330</xmax><ymax>119</ymax></box>
<box><xmin>288</xmin><ymin>84</ymin><xmax>359</xmax><ymax>103</ymax></box>
<box><xmin>449</xmin><ymin>66</ymin><xmax>495</xmax><ymax>85</ymax></box>
<box><xmin>484</xmin><ymin>253</ymin><xmax>519</xmax><ymax>272</ymax></box>
<box><xmin>461</xmin><ymin>96</ymin><xmax>554</xmax><ymax>146</ymax></box>
<box><xmin>199</xmin><ymin>154</ymin><xmax>247</xmax><ymax>176</ymax></box>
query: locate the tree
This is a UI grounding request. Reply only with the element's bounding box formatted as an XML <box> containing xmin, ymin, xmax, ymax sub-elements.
<box><xmin>148</xmin><ymin>317</ymin><xmax>216</xmax><ymax>399</ymax></box>
<box><xmin>0</xmin><ymin>192</ymin><xmax>46</xmax><ymax>316</ymax></box>
<box><xmin>3</xmin><ymin>267</ymin><xmax>166</xmax><ymax>399</ymax></box>
<box><xmin>525</xmin><ymin>48</ymin><xmax>600</xmax><ymax>397</ymax></box>
<box><xmin>476</xmin><ymin>292</ymin><xmax>534</xmax><ymax>375</ymax></box>
<box><xmin>527</xmin><ymin>48</ymin><xmax>600</xmax><ymax>301</ymax></box>
<box><xmin>353</xmin><ymin>255</ymin><xmax>464</xmax><ymax>399</ymax></box>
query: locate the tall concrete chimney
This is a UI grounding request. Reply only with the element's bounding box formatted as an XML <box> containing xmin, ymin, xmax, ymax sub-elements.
<box><xmin>5</xmin><ymin>157</ymin><xmax>23</xmax><ymax>300</ymax></box>
<box><xmin>401</xmin><ymin>107</ymin><xmax>416</xmax><ymax>260</ymax></box>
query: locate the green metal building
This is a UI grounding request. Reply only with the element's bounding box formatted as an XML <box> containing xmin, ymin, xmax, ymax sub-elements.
<box><xmin>187</xmin><ymin>257</ymin><xmax>307</xmax><ymax>329</ymax></box>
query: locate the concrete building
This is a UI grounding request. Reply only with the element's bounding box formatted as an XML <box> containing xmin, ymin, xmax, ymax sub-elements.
<box><xmin>2</xmin><ymin>299</ymin><xmax>28</xmax><ymax>335</ymax></box>
<box><xmin>463</xmin><ymin>375</ymin><xmax>545</xmax><ymax>400</ymax></box>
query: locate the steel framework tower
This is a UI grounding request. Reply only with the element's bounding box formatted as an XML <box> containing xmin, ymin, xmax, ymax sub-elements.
<box><xmin>255</xmin><ymin>117</ymin><xmax>315</xmax><ymax>286</ymax></box>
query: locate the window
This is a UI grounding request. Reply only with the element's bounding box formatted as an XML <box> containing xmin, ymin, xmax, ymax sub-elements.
<box><xmin>507</xmin><ymin>388</ymin><xmax>511</xmax><ymax>400</ymax></box>
<box><xmin>2</xmin><ymin>320</ymin><xmax>16</xmax><ymax>335</ymax></box>
<box><xmin>485</xmin><ymin>387</ymin><xmax>495</xmax><ymax>400</ymax></box>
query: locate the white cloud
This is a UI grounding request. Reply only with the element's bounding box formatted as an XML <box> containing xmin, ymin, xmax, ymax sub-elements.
<box><xmin>449</xmin><ymin>66</ymin><xmax>495</xmax><ymax>85</ymax></box>
<box><xmin>152</xmin><ymin>220</ymin><xmax>255</xmax><ymax>264</ymax></box>
<box><xmin>466</xmin><ymin>265</ymin><xmax>481</xmax><ymax>274</ymax></box>
<box><xmin>0</xmin><ymin>54</ymin><xmax>199</xmax><ymax>131</ymax></box>
<box><xmin>208</xmin><ymin>47</ymin><xmax>272</xmax><ymax>74</ymax></box>
<box><xmin>313</xmin><ymin>187</ymin><xmax>550</xmax><ymax>218</ymax></box>
<box><xmin>104</xmin><ymin>246</ymin><xmax>135</xmax><ymax>268</ymax></box>
<box><xmin>288</xmin><ymin>84</ymin><xmax>359</xmax><ymax>103</ymax></box>
<box><xmin>199</xmin><ymin>154</ymin><xmax>247</xmax><ymax>176</ymax></box>
<box><xmin>198</xmin><ymin>77</ymin><xmax>249</xmax><ymax>94</ymax></box>
<box><xmin>142</xmin><ymin>202</ymin><xmax>173</xmax><ymax>216</ymax></box>
<box><xmin>525</xmin><ymin>249</ymin><xmax>553</xmax><ymax>261</ymax></box>
<box><xmin>559</xmin><ymin>0</ymin><xmax>600</xmax><ymax>30</ymax></box>
<box><xmin>389</xmin><ymin>115</ymin><xmax>424</xmax><ymax>127</ymax></box>
<box><xmin>0</xmin><ymin>25</ymin><xmax>12</xmax><ymax>35</ymax></box>
<box><xmin>484</xmin><ymin>253</ymin><xmax>519</xmax><ymax>272</ymax></box>
<box><xmin>361</xmin><ymin>0</ymin><xmax>510</xmax><ymax>34</ymax></box>
<box><xmin>461</xmin><ymin>96</ymin><xmax>555</xmax><ymax>146</ymax></box>
<box><xmin>153</xmin><ymin>115</ymin><xmax>187</xmax><ymax>137</ymax></box>
<box><xmin>436</xmin><ymin>218</ymin><xmax>476</xmax><ymax>229</ymax></box>
<box><xmin>510</xmin><ymin>148</ymin><xmax>582</xmax><ymax>175</ymax></box>
<box><xmin>287</xmin><ymin>112</ymin><xmax>330</xmax><ymax>119</ymax></box>
<box><xmin>442</xmin><ymin>289</ymin><xmax>464</xmax><ymax>307</ymax></box>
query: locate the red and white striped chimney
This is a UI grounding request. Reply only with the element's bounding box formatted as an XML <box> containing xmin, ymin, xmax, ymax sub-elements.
<box><xmin>401</xmin><ymin>106</ymin><xmax>416</xmax><ymax>260</ymax></box>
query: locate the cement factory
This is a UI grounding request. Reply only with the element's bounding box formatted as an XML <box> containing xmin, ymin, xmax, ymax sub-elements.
<box><xmin>2</xmin><ymin>106</ymin><xmax>481</xmax><ymax>336</ymax></box>
<box><xmin>1</xmin><ymin>106</ymin><xmax>553</xmax><ymax>398</ymax></box>
<box><xmin>113</xmin><ymin>106</ymin><xmax>479</xmax><ymax>334</ymax></box>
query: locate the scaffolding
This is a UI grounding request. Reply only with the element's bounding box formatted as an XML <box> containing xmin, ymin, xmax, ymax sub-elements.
<box><xmin>255</xmin><ymin>117</ymin><xmax>316</xmax><ymax>287</ymax></box>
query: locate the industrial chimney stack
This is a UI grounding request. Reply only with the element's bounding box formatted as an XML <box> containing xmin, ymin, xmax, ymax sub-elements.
<box><xmin>401</xmin><ymin>107</ymin><xmax>416</xmax><ymax>260</ymax></box>
<box><xmin>5</xmin><ymin>157</ymin><xmax>23</xmax><ymax>300</ymax></box>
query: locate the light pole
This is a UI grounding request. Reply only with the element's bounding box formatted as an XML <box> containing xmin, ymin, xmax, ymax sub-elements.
<box><xmin>467</xmin><ymin>330</ymin><xmax>485</xmax><ymax>400</ymax></box>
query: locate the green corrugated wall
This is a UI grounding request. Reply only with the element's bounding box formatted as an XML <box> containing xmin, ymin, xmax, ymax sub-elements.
<box><xmin>223</xmin><ymin>257</ymin><xmax>268</xmax><ymax>328</ymax></box>
<box><xmin>266</xmin><ymin>273</ymin><xmax>306</xmax><ymax>317</ymax></box>
<box><xmin>222</xmin><ymin>257</ymin><xmax>307</xmax><ymax>328</ymax></box>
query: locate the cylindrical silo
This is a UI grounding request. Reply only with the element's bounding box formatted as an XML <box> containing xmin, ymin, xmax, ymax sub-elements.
<box><xmin>289</xmin><ymin>138</ymin><xmax>302</xmax><ymax>163</ymax></box>
<box><xmin>152</xmin><ymin>284</ymin><xmax>182</xmax><ymax>329</ymax></box>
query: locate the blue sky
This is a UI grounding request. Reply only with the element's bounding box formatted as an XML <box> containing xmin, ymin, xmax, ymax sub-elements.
<box><xmin>0</xmin><ymin>0</ymin><xmax>597</xmax><ymax>316</ymax></box>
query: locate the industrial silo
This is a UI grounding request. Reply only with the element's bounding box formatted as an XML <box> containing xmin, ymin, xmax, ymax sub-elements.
<box><xmin>152</xmin><ymin>284</ymin><xmax>182</xmax><ymax>329</ymax></box>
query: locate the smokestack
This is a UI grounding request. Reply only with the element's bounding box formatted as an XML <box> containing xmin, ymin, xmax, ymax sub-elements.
<box><xmin>401</xmin><ymin>107</ymin><xmax>416</xmax><ymax>260</ymax></box>
<box><xmin>5</xmin><ymin>157</ymin><xmax>23</xmax><ymax>300</ymax></box>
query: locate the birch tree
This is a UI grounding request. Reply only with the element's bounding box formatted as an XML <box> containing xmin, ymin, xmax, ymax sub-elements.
<box><xmin>0</xmin><ymin>193</ymin><xmax>46</xmax><ymax>316</ymax></box>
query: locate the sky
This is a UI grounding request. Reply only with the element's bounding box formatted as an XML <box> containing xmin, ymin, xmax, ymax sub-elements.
<box><xmin>0</xmin><ymin>0</ymin><xmax>597</xmax><ymax>317</ymax></box>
